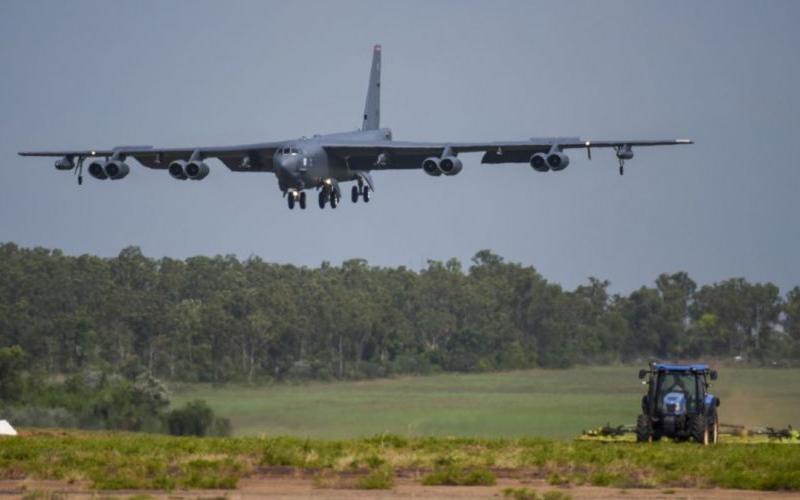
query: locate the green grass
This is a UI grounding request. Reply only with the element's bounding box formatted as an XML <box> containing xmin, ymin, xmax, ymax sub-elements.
<box><xmin>169</xmin><ymin>366</ymin><xmax>800</xmax><ymax>438</ymax></box>
<box><xmin>2</xmin><ymin>430</ymin><xmax>799</xmax><ymax>491</ymax></box>
<box><xmin>421</xmin><ymin>466</ymin><xmax>497</xmax><ymax>486</ymax></box>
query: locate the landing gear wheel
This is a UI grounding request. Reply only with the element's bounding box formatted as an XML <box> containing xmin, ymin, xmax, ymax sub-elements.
<box><xmin>690</xmin><ymin>414</ymin><xmax>709</xmax><ymax>445</ymax></box>
<box><xmin>362</xmin><ymin>186</ymin><xmax>370</xmax><ymax>203</ymax></box>
<box><xmin>635</xmin><ymin>414</ymin><xmax>652</xmax><ymax>443</ymax></box>
<box><xmin>288</xmin><ymin>195</ymin><xmax>295</xmax><ymax>210</ymax></box>
<box><xmin>299</xmin><ymin>191</ymin><xmax>306</xmax><ymax>210</ymax></box>
<box><xmin>330</xmin><ymin>194</ymin><xmax>338</xmax><ymax>209</ymax></box>
<box><xmin>351</xmin><ymin>185</ymin><xmax>359</xmax><ymax>203</ymax></box>
<box><xmin>318</xmin><ymin>190</ymin><xmax>327</xmax><ymax>209</ymax></box>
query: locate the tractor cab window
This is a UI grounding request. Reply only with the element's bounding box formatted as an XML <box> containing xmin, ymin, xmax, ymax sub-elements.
<box><xmin>656</xmin><ymin>372</ymin><xmax>698</xmax><ymax>412</ymax></box>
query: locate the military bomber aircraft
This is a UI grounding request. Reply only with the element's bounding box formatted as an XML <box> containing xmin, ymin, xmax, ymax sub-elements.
<box><xmin>19</xmin><ymin>45</ymin><xmax>693</xmax><ymax>210</ymax></box>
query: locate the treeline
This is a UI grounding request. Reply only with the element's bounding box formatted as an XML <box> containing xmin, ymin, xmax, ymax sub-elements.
<box><xmin>0</xmin><ymin>243</ymin><xmax>799</xmax><ymax>383</ymax></box>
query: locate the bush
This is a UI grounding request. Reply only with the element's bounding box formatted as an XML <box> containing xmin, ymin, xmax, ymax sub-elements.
<box><xmin>166</xmin><ymin>400</ymin><xmax>214</xmax><ymax>436</ymax></box>
<box><xmin>422</xmin><ymin>466</ymin><xmax>496</xmax><ymax>486</ymax></box>
<box><xmin>354</xmin><ymin>466</ymin><xmax>394</xmax><ymax>489</ymax></box>
<box><xmin>0</xmin><ymin>406</ymin><xmax>79</xmax><ymax>429</ymax></box>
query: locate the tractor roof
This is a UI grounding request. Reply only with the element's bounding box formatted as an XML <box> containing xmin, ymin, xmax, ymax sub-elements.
<box><xmin>654</xmin><ymin>363</ymin><xmax>709</xmax><ymax>372</ymax></box>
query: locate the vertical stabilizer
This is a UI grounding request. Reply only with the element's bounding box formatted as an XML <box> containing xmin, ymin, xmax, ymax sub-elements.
<box><xmin>362</xmin><ymin>45</ymin><xmax>381</xmax><ymax>131</ymax></box>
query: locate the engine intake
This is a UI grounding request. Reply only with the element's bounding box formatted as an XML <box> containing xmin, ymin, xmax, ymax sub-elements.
<box><xmin>104</xmin><ymin>160</ymin><xmax>130</xmax><ymax>180</ymax></box>
<box><xmin>546</xmin><ymin>152</ymin><xmax>570</xmax><ymax>171</ymax></box>
<box><xmin>439</xmin><ymin>156</ymin><xmax>462</xmax><ymax>176</ymax></box>
<box><xmin>530</xmin><ymin>153</ymin><xmax>549</xmax><ymax>172</ymax></box>
<box><xmin>185</xmin><ymin>161</ymin><xmax>210</xmax><ymax>180</ymax></box>
<box><xmin>88</xmin><ymin>160</ymin><xmax>108</xmax><ymax>180</ymax></box>
<box><xmin>168</xmin><ymin>160</ymin><xmax>188</xmax><ymax>180</ymax></box>
<box><xmin>422</xmin><ymin>157</ymin><xmax>442</xmax><ymax>176</ymax></box>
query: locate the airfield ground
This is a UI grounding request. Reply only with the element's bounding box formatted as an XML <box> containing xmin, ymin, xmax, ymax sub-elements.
<box><xmin>170</xmin><ymin>366</ymin><xmax>800</xmax><ymax>438</ymax></box>
<box><xmin>1</xmin><ymin>428</ymin><xmax>798</xmax><ymax>496</ymax></box>
<box><xmin>1</xmin><ymin>367</ymin><xmax>798</xmax><ymax>497</ymax></box>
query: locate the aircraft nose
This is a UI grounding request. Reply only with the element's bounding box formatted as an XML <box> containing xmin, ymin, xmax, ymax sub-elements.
<box><xmin>276</xmin><ymin>156</ymin><xmax>297</xmax><ymax>174</ymax></box>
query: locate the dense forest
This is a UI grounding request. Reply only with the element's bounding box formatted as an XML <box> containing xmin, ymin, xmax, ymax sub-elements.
<box><xmin>1</xmin><ymin>243</ymin><xmax>798</xmax><ymax>384</ymax></box>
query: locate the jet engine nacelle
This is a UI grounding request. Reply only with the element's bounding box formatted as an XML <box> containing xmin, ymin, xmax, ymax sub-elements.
<box><xmin>546</xmin><ymin>152</ymin><xmax>570</xmax><ymax>171</ymax></box>
<box><xmin>185</xmin><ymin>161</ymin><xmax>210</xmax><ymax>180</ymax></box>
<box><xmin>87</xmin><ymin>160</ymin><xmax>108</xmax><ymax>180</ymax></box>
<box><xmin>422</xmin><ymin>157</ymin><xmax>442</xmax><ymax>176</ymax></box>
<box><xmin>104</xmin><ymin>160</ymin><xmax>130</xmax><ymax>180</ymax></box>
<box><xmin>439</xmin><ymin>156</ymin><xmax>463</xmax><ymax>176</ymax></box>
<box><xmin>168</xmin><ymin>160</ymin><xmax>188</xmax><ymax>180</ymax></box>
<box><xmin>54</xmin><ymin>157</ymin><xmax>74</xmax><ymax>171</ymax></box>
<box><xmin>530</xmin><ymin>153</ymin><xmax>549</xmax><ymax>172</ymax></box>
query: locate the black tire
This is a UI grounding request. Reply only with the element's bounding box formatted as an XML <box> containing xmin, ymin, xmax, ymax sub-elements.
<box><xmin>636</xmin><ymin>414</ymin><xmax>652</xmax><ymax>443</ymax></box>
<box><xmin>318</xmin><ymin>191</ymin><xmax>327</xmax><ymax>209</ymax></box>
<box><xmin>288</xmin><ymin>195</ymin><xmax>295</xmax><ymax>210</ymax></box>
<box><xmin>330</xmin><ymin>194</ymin><xmax>338</xmax><ymax>209</ymax></box>
<box><xmin>690</xmin><ymin>414</ymin><xmax>709</xmax><ymax>445</ymax></box>
<box><xmin>363</xmin><ymin>186</ymin><xmax>370</xmax><ymax>202</ymax></box>
<box><xmin>351</xmin><ymin>185</ymin><xmax>359</xmax><ymax>203</ymax></box>
<box><xmin>709</xmin><ymin>410</ymin><xmax>719</xmax><ymax>444</ymax></box>
<box><xmin>299</xmin><ymin>191</ymin><xmax>306</xmax><ymax>210</ymax></box>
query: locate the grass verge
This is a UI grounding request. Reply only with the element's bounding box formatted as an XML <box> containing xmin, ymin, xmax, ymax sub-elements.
<box><xmin>1</xmin><ymin>429</ymin><xmax>798</xmax><ymax>491</ymax></box>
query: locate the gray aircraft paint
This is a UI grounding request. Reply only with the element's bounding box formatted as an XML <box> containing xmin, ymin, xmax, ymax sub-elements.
<box><xmin>18</xmin><ymin>45</ymin><xmax>691</xmax><ymax>210</ymax></box>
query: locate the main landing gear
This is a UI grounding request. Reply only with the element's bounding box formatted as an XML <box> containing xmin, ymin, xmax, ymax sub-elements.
<box><xmin>318</xmin><ymin>187</ymin><xmax>340</xmax><ymax>209</ymax></box>
<box><xmin>287</xmin><ymin>190</ymin><xmax>306</xmax><ymax>210</ymax></box>
<box><xmin>351</xmin><ymin>184</ymin><xmax>370</xmax><ymax>203</ymax></box>
<box><xmin>351</xmin><ymin>177</ymin><xmax>371</xmax><ymax>203</ymax></box>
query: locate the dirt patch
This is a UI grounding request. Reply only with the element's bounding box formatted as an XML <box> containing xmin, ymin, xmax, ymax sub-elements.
<box><xmin>2</xmin><ymin>477</ymin><xmax>798</xmax><ymax>499</ymax></box>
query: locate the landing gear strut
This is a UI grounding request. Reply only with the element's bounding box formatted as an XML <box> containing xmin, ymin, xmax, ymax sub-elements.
<box><xmin>74</xmin><ymin>157</ymin><xmax>85</xmax><ymax>185</ymax></box>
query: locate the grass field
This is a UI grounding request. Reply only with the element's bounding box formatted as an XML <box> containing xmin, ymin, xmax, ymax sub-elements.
<box><xmin>169</xmin><ymin>366</ymin><xmax>800</xmax><ymax>439</ymax></box>
<box><xmin>2</xmin><ymin>430</ymin><xmax>800</xmax><ymax>491</ymax></box>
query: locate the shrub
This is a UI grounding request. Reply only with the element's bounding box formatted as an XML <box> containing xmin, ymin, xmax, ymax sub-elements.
<box><xmin>355</xmin><ymin>466</ymin><xmax>394</xmax><ymax>489</ymax></box>
<box><xmin>422</xmin><ymin>466</ymin><xmax>496</xmax><ymax>486</ymax></box>
<box><xmin>166</xmin><ymin>400</ymin><xmax>214</xmax><ymax>436</ymax></box>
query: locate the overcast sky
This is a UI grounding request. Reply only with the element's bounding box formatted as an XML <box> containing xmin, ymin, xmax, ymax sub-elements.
<box><xmin>1</xmin><ymin>0</ymin><xmax>798</xmax><ymax>294</ymax></box>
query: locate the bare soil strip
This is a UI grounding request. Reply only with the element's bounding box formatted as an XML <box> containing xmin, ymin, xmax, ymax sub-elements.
<box><xmin>2</xmin><ymin>477</ymin><xmax>799</xmax><ymax>499</ymax></box>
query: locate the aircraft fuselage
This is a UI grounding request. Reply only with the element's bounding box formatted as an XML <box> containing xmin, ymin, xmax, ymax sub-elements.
<box><xmin>272</xmin><ymin>128</ymin><xmax>390</xmax><ymax>192</ymax></box>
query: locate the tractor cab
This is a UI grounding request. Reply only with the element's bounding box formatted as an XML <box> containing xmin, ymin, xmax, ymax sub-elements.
<box><xmin>636</xmin><ymin>363</ymin><xmax>720</xmax><ymax>444</ymax></box>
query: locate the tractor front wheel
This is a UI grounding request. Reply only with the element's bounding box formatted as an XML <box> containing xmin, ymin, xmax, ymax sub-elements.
<box><xmin>710</xmin><ymin>410</ymin><xmax>719</xmax><ymax>444</ymax></box>
<box><xmin>690</xmin><ymin>414</ymin><xmax>709</xmax><ymax>445</ymax></box>
<box><xmin>636</xmin><ymin>414</ymin><xmax>652</xmax><ymax>442</ymax></box>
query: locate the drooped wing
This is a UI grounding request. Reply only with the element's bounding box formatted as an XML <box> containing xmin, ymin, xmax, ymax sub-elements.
<box><xmin>323</xmin><ymin>137</ymin><xmax>693</xmax><ymax>169</ymax></box>
<box><xmin>19</xmin><ymin>142</ymin><xmax>284</xmax><ymax>172</ymax></box>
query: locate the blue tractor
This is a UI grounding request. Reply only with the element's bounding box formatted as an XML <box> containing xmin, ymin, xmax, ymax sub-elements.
<box><xmin>636</xmin><ymin>363</ymin><xmax>720</xmax><ymax>444</ymax></box>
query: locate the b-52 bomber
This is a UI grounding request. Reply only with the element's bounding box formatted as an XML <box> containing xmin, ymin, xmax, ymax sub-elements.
<box><xmin>20</xmin><ymin>45</ymin><xmax>692</xmax><ymax>210</ymax></box>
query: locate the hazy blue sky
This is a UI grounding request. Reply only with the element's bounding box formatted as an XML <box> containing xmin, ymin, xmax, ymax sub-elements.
<box><xmin>1</xmin><ymin>0</ymin><xmax>798</xmax><ymax>294</ymax></box>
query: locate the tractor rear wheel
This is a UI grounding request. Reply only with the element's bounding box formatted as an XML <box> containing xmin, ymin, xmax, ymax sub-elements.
<box><xmin>636</xmin><ymin>414</ymin><xmax>652</xmax><ymax>442</ymax></box>
<box><xmin>690</xmin><ymin>414</ymin><xmax>709</xmax><ymax>445</ymax></box>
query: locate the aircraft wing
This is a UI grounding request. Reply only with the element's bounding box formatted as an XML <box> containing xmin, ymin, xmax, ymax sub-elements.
<box><xmin>323</xmin><ymin>138</ymin><xmax>693</xmax><ymax>170</ymax></box>
<box><xmin>18</xmin><ymin>142</ymin><xmax>284</xmax><ymax>171</ymax></box>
